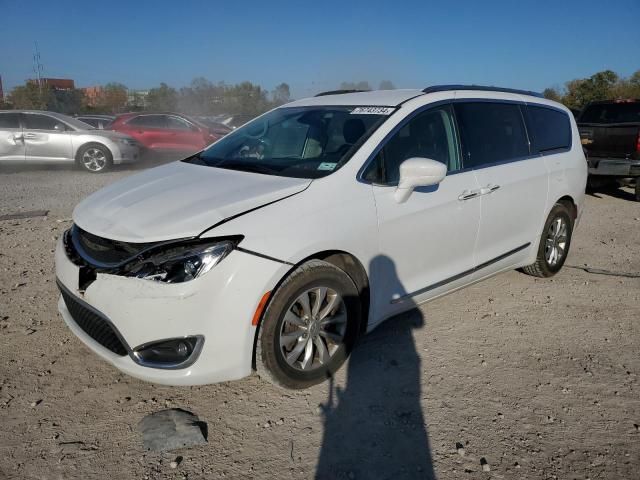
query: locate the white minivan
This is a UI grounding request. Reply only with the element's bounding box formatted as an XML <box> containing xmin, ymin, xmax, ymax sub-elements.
<box><xmin>55</xmin><ymin>86</ymin><xmax>587</xmax><ymax>389</ymax></box>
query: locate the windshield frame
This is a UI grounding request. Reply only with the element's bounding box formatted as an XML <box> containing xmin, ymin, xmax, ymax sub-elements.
<box><xmin>183</xmin><ymin>105</ymin><xmax>395</xmax><ymax>179</ymax></box>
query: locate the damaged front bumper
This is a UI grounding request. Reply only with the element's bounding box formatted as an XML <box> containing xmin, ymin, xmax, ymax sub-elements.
<box><xmin>54</xmin><ymin>235</ymin><xmax>289</xmax><ymax>385</ymax></box>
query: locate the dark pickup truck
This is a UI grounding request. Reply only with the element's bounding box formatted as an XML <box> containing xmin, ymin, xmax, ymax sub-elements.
<box><xmin>577</xmin><ymin>99</ymin><xmax>640</xmax><ymax>200</ymax></box>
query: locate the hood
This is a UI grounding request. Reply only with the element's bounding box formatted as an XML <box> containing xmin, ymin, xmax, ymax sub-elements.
<box><xmin>79</xmin><ymin>129</ymin><xmax>131</xmax><ymax>140</ymax></box>
<box><xmin>73</xmin><ymin>161</ymin><xmax>311</xmax><ymax>242</ymax></box>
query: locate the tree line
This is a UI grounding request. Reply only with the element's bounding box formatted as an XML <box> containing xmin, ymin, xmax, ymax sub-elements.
<box><xmin>1</xmin><ymin>71</ymin><xmax>638</xmax><ymax>117</ymax></box>
<box><xmin>0</xmin><ymin>79</ymin><xmax>293</xmax><ymax>118</ymax></box>
<box><xmin>543</xmin><ymin>70</ymin><xmax>640</xmax><ymax>110</ymax></box>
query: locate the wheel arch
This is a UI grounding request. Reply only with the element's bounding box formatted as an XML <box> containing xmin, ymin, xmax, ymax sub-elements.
<box><xmin>556</xmin><ymin>195</ymin><xmax>578</xmax><ymax>220</ymax></box>
<box><xmin>251</xmin><ymin>249</ymin><xmax>371</xmax><ymax>370</ymax></box>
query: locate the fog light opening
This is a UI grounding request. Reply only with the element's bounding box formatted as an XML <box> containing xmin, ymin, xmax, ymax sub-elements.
<box><xmin>132</xmin><ymin>336</ymin><xmax>203</xmax><ymax>369</ymax></box>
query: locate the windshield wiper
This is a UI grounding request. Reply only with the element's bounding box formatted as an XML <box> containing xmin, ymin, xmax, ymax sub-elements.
<box><xmin>215</xmin><ymin>160</ymin><xmax>279</xmax><ymax>175</ymax></box>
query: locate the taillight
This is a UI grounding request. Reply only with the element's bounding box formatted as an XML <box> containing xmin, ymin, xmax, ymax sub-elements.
<box><xmin>636</xmin><ymin>131</ymin><xmax>640</xmax><ymax>153</ymax></box>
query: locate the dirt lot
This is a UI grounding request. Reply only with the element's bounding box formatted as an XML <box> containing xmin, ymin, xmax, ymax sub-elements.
<box><xmin>0</xmin><ymin>164</ymin><xmax>638</xmax><ymax>480</ymax></box>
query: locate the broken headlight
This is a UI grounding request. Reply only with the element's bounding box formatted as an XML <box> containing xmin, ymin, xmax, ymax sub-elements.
<box><xmin>125</xmin><ymin>240</ymin><xmax>236</xmax><ymax>283</ymax></box>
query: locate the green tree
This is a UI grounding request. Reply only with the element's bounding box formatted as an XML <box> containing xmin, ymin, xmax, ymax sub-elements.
<box><xmin>147</xmin><ymin>83</ymin><xmax>178</xmax><ymax>111</ymax></box>
<box><xmin>47</xmin><ymin>89</ymin><xmax>84</xmax><ymax>114</ymax></box>
<box><xmin>339</xmin><ymin>81</ymin><xmax>372</xmax><ymax>91</ymax></box>
<box><xmin>379</xmin><ymin>80</ymin><xmax>396</xmax><ymax>90</ymax></box>
<box><xmin>610</xmin><ymin>70</ymin><xmax>640</xmax><ymax>99</ymax></box>
<box><xmin>271</xmin><ymin>82</ymin><xmax>291</xmax><ymax>105</ymax></box>
<box><xmin>542</xmin><ymin>87</ymin><xmax>562</xmax><ymax>102</ymax></box>
<box><xmin>7</xmin><ymin>83</ymin><xmax>50</xmax><ymax>109</ymax></box>
<box><xmin>178</xmin><ymin>78</ymin><xmax>225</xmax><ymax>115</ymax></box>
<box><xmin>98</xmin><ymin>83</ymin><xmax>128</xmax><ymax>113</ymax></box>
<box><xmin>221</xmin><ymin>82</ymin><xmax>270</xmax><ymax>117</ymax></box>
<box><xmin>563</xmin><ymin>70</ymin><xmax>619</xmax><ymax>109</ymax></box>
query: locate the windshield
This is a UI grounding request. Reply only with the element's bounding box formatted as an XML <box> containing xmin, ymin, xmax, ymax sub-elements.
<box><xmin>183</xmin><ymin>106</ymin><xmax>391</xmax><ymax>178</ymax></box>
<box><xmin>579</xmin><ymin>102</ymin><xmax>640</xmax><ymax>124</ymax></box>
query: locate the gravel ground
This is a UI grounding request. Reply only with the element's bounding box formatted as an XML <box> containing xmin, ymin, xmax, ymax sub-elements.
<box><xmin>0</xmin><ymin>163</ymin><xmax>638</xmax><ymax>480</ymax></box>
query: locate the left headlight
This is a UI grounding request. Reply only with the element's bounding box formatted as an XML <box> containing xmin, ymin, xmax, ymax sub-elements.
<box><xmin>117</xmin><ymin>138</ymin><xmax>138</xmax><ymax>147</ymax></box>
<box><xmin>125</xmin><ymin>240</ymin><xmax>235</xmax><ymax>283</ymax></box>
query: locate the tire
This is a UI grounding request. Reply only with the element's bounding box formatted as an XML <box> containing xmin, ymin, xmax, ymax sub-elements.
<box><xmin>522</xmin><ymin>202</ymin><xmax>574</xmax><ymax>278</ymax></box>
<box><xmin>635</xmin><ymin>180</ymin><xmax>640</xmax><ymax>202</ymax></box>
<box><xmin>77</xmin><ymin>143</ymin><xmax>113</xmax><ymax>173</ymax></box>
<box><xmin>256</xmin><ymin>259</ymin><xmax>361</xmax><ymax>389</ymax></box>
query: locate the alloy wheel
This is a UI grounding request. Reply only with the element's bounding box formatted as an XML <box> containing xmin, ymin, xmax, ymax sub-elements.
<box><xmin>544</xmin><ymin>216</ymin><xmax>568</xmax><ymax>267</ymax></box>
<box><xmin>82</xmin><ymin>148</ymin><xmax>107</xmax><ymax>171</ymax></box>
<box><xmin>279</xmin><ymin>287</ymin><xmax>347</xmax><ymax>372</ymax></box>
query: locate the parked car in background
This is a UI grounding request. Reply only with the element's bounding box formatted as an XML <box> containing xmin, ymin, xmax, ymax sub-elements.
<box><xmin>194</xmin><ymin>116</ymin><xmax>233</xmax><ymax>137</ymax></box>
<box><xmin>75</xmin><ymin>114</ymin><xmax>115</xmax><ymax>130</ymax></box>
<box><xmin>108</xmin><ymin>112</ymin><xmax>225</xmax><ymax>155</ymax></box>
<box><xmin>0</xmin><ymin>110</ymin><xmax>140</xmax><ymax>173</ymax></box>
<box><xmin>55</xmin><ymin>86</ymin><xmax>586</xmax><ymax>389</ymax></box>
<box><xmin>577</xmin><ymin>99</ymin><xmax>640</xmax><ymax>200</ymax></box>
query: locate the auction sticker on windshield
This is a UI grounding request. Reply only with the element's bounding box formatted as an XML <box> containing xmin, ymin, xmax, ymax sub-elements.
<box><xmin>318</xmin><ymin>162</ymin><xmax>337</xmax><ymax>171</ymax></box>
<box><xmin>350</xmin><ymin>107</ymin><xmax>395</xmax><ymax>115</ymax></box>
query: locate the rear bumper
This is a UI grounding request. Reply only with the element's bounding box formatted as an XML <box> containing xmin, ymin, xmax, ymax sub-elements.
<box><xmin>587</xmin><ymin>158</ymin><xmax>640</xmax><ymax>177</ymax></box>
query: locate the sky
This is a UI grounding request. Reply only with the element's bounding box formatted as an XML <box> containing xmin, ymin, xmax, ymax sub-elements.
<box><xmin>0</xmin><ymin>0</ymin><xmax>638</xmax><ymax>99</ymax></box>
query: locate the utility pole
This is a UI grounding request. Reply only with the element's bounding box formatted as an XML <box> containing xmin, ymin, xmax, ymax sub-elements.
<box><xmin>33</xmin><ymin>42</ymin><xmax>44</xmax><ymax>98</ymax></box>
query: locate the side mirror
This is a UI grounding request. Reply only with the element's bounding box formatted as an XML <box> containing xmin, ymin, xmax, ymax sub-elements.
<box><xmin>54</xmin><ymin>123</ymin><xmax>66</xmax><ymax>132</ymax></box>
<box><xmin>394</xmin><ymin>157</ymin><xmax>447</xmax><ymax>203</ymax></box>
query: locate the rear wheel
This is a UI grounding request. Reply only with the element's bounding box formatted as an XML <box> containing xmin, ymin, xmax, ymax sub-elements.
<box><xmin>635</xmin><ymin>179</ymin><xmax>640</xmax><ymax>202</ymax></box>
<box><xmin>77</xmin><ymin>143</ymin><xmax>112</xmax><ymax>173</ymax></box>
<box><xmin>256</xmin><ymin>260</ymin><xmax>361</xmax><ymax>389</ymax></box>
<box><xmin>522</xmin><ymin>202</ymin><xmax>574</xmax><ymax>278</ymax></box>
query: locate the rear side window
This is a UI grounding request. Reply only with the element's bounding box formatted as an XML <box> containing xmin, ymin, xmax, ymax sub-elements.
<box><xmin>166</xmin><ymin>116</ymin><xmax>194</xmax><ymax>131</ymax></box>
<box><xmin>78</xmin><ymin>118</ymin><xmax>99</xmax><ymax>128</ymax></box>
<box><xmin>455</xmin><ymin>102</ymin><xmax>529</xmax><ymax>168</ymax></box>
<box><xmin>579</xmin><ymin>102</ymin><xmax>640</xmax><ymax>124</ymax></box>
<box><xmin>127</xmin><ymin>115</ymin><xmax>165</xmax><ymax>128</ymax></box>
<box><xmin>0</xmin><ymin>113</ymin><xmax>20</xmax><ymax>129</ymax></box>
<box><xmin>527</xmin><ymin>106</ymin><xmax>571</xmax><ymax>153</ymax></box>
<box><xmin>24</xmin><ymin>114</ymin><xmax>65</xmax><ymax>131</ymax></box>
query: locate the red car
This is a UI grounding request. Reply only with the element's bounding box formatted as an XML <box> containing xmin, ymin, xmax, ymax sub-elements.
<box><xmin>109</xmin><ymin>112</ymin><xmax>228</xmax><ymax>154</ymax></box>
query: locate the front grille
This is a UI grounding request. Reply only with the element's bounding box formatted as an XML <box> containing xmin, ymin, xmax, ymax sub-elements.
<box><xmin>59</xmin><ymin>285</ymin><xmax>128</xmax><ymax>356</ymax></box>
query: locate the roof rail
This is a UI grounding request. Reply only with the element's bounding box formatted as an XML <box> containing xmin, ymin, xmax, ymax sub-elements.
<box><xmin>422</xmin><ymin>84</ymin><xmax>543</xmax><ymax>98</ymax></box>
<box><xmin>315</xmin><ymin>89</ymin><xmax>370</xmax><ymax>97</ymax></box>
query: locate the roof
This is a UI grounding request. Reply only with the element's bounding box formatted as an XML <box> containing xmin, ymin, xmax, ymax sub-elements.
<box><xmin>288</xmin><ymin>85</ymin><xmax>546</xmax><ymax>108</ymax></box>
<box><xmin>286</xmin><ymin>89</ymin><xmax>424</xmax><ymax>108</ymax></box>
<box><xmin>6</xmin><ymin>110</ymin><xmax>73</xmax><ymax>121</ymax></box>
<box><xmin>422</xmin><ymin>84</ymin><xmax>543</xmax><ymax>98</ymax></box>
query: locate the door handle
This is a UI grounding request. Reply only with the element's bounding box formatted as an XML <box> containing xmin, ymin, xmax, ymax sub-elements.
<box><xmin>479</xmin><ymin>184</ymin><xmax>501</xmax><ymax>195</ymax></box>
<box><xmin>23</xmin><ymin>133</ymin><xmax>37</xmax><ymax>139</ymax></box>
<box><xmin>458</xmin><ymin>190</ymin><xmax>480</xmax><ymax>201</ymax></box>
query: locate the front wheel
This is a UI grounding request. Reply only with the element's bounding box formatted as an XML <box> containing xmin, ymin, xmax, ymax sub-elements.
<box><xmin>256</xmin><ymin>260</ymin><xmax>361</xmax><ymax>389</ymax></box>
<box><xmin>522</xmin><ymin>202</ymin><xmax>574</xmax><ymax>278</ymax></box>
<box><xmin>77</xmin><ymin>144</ymin><xmax>112</xmax><ymax>173</ymax></box>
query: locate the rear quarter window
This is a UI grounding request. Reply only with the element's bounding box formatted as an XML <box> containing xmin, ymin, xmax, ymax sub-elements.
<box><xmin>527</xmin><ymin>105</ymin><xmax>571</xmax><ymax>153</ymax></box>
